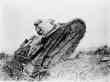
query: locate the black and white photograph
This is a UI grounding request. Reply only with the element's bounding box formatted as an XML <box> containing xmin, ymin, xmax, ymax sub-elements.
<box><xmin>0</xmin><ymin>0</ymin><xmax>109</xmax><ymax>82</ymax></box>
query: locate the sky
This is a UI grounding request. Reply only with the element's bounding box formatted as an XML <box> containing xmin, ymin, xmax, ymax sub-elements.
<box><xmin>0</xmin><ymin>0</ymin><xmax>107</xmax><ymax>53</ymax></box>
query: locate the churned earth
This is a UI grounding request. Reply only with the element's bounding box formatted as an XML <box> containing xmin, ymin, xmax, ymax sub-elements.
<box><xmin>0</xmin><ymin>45</ymin><xmax>110</xmax><ymax>82</ymax></box>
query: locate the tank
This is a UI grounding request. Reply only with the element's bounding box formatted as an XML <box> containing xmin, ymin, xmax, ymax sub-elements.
<box><xmin>3</xmin><ymin>18</ymin><xmax>86</xmax><ymax>80</ymax></box>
